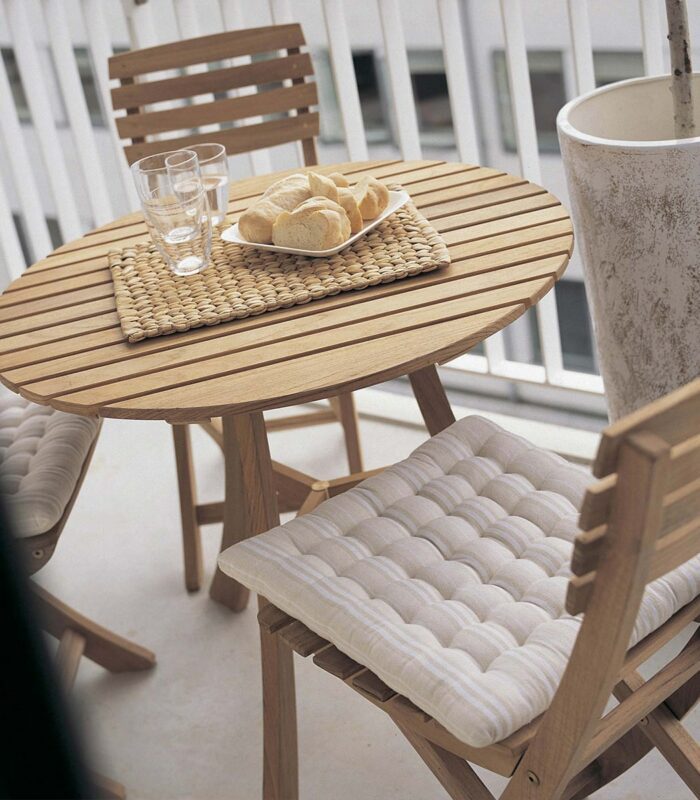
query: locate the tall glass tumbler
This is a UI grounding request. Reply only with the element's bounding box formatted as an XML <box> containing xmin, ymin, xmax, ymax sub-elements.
<box><xmin>131</xmin><ymin>150</ymin><xmax>212</xmax><ymax>277</ymax></box>
<box><xmin>183</xmin><ymin>143</ymin><xmax>229</xmax><ymax>226</ymax></box>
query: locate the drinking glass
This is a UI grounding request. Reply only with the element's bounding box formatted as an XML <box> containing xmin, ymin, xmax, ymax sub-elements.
<box><xmin>131</xmin><ymin>150</ymin><xmax>212</xmax><ymax>277</ymax></box>
<box><xmin>183</xmin><ymin>143</ymin><xmax>229</xmax><ymax>226</ymax></box>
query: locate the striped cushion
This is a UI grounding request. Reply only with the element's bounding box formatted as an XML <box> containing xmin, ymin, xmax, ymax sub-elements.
<box><xmin>0</xmin><ymin>385</ymin><xmax>100</xmax><ymax>538</ymax></box>
<box><xmin>218</xmin><ymin>415</ymin><xmax>700</xmax><ymax>748</ymax></box>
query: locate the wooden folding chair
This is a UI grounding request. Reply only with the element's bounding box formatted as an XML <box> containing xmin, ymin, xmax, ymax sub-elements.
<box><xmin>108</xmin><ymin>24</ymin><xmax>363</xmax><ymax>595</ymax></box>
<box><xmin>3</xmin><ymin>390</ymin><xmax>155</xmax><ymax>800</ymax></box>
<box><xmin>220</xmin><ymin>378</ymin><xmax>700</xmax><ymax>799</ymax></box>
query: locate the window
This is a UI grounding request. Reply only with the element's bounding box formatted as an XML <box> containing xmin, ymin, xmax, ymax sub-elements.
<box><xmin>315</xmin><ymin>49</ymin><xmax>390</xmax><ymax>144</ymax></box>
<box><xmin>555</xmin><ymin>280</ymin><xmax>596</xmax><ymax>373</ymax></box>
<box><xmin>521</xmin><ymin>281</ymin><xmax>596</xmax><ymax>373</ymax></box>
<box><xmin>409</xmin><ymin>51</ymin><xmax>453</xmax><ymax>147</ymax></box>
<box><xmin>353</xmin><ymin>51</ymin><xmax>386</xmax><ymax>135</ymax></box>
<box><xmin>493</xmin><ymin>50</ymin><xmax>566</xmax><ymax>154</ymax></box>
<box><xmin>317</xmin><ymin>49</ymin><xmax>453</xmax><ymax>147</ymax></box>
<box><xmin>74</xmin><ymin>47</ymin><xmax>105</xmax><ymax>126</ymax></box>
<box><xmin>13</xmin><ymin>214</ymin><xmax>62</xmax><ymax>266</ymax></box>
<box><xmin>1</xmin><ymin>48</ymin><xmax>31</xmax><ymax>123</ymax></box>
<box><xmin>593</xmin><ymin>51</ymin><xmax>644</xmax><ymax>88</ymax></box>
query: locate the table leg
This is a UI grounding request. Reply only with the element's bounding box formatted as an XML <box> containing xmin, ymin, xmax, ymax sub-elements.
<box><xmin>209</xmin><ymin>411</ymin><xmax>278</xmax><ymax>610</ymax></box>
<box><xmin>408</xmin><ymin>363</ymin><xmax>456</xmax><ymax>436</ymax></box>
<box><xmin>206</xmin><ymin>411</ymin><xmax>299</xmax><ymax>798</ymax></box>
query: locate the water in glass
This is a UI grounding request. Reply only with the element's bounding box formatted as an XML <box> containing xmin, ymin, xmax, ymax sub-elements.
<box><xmin>185</xmin><ymin>143</ymin><xmax>229</xmax><ymax>225</ymax></box>
<box><xmin>132</xmin><ymin>150</ymin><xmax>212</xmax><ymax>277</ymax></box>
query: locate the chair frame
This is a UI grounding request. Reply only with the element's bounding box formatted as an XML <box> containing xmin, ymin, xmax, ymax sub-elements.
<box><xmin>18</xmin><ymin>423</ymin><xmax>156</xmax><ymax>800</ymax></box>
<box><xmin>109</xmin><ymin>25</ymin><xmax>365</xmax><ymax>601</ymax></box>
<box><xmin>253</xmin><ymin>379</ymin><xmax>700</xmax><ymax>800</ymax></box>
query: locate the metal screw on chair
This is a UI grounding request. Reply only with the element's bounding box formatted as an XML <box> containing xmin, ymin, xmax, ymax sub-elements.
<box><xmin>32</xmin><ymin>548</ymin><xmax>44</xmax><ymax>559</ymax></box>
<box><xmin>527</xmin><ymin>771</ymin><xmax>541</xmax><ymax>786</ymax></box>
<box><xmin>640</xmin><ymin>716</ymin><xmax>649</xmax><ymax>726</ymax></box>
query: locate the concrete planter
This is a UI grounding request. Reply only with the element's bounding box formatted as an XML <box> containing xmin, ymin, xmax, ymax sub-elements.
<box><xmin>558</xmin><ymin>74</ymin><xmax>700</xmax><ymax>420</ymax></box>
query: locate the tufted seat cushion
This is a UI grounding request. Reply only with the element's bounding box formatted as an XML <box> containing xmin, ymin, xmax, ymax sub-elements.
<box><xmin>219</xmin><ymin>415</ymin><xmax>700</xmax><ymax>749</ymax></box>
<box><xmin>0</xmin><ymin>384</ymin><xmax>100</xmax><ymax>538</ymax></box>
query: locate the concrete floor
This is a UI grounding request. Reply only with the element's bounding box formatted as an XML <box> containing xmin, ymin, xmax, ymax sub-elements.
<box><xmin>37</xmin><ymin>408</ymin><xmax>698</xmax><ymax>799</ymax></box>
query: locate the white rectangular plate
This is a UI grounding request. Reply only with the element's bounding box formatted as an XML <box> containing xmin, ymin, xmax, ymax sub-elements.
<box><xmin>220</xmin><ymin>189</ymin><xmax>410</xmax><ymax>257</ymax></box>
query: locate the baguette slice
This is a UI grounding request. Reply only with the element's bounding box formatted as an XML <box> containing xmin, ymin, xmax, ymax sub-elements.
<box><xmin>308</xmin><ymin>171</ymin><xmax>339</xmax><ymax>202</ymax></box>
<box><xmin>329</xmin><ymin>171</ymin><xmax>350</xmax><ymax>188</ymax></box>
<box><xmin>272</xmin><ymin>197</ymin><xmax>351</xmax><ymax>250</ymax></box>
<box><xmin>352</xmin><ymin>175</ymin><xmax>389</xmax><ymax>219</ymax></box>
<box><xmin>240</xmin><ymin>173</ymin><xmax>312</xmax><ymax>243</ymax></box>
<box><xmin>337</xmin><ymin>187</ymin><xmax>363</xmax><ymax>234</ymax></box>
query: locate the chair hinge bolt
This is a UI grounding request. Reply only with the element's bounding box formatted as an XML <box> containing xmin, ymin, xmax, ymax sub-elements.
<box><xmin>527</xmin><ymin>771</ymin><xmax>540</xmax><ymax>786</ymax></box>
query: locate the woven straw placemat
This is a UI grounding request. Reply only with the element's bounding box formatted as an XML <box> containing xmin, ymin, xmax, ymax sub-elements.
<box><xmin>109</xmin><ymin>197</ymin><xmax>450</xmax><ymax>343</ymax></box>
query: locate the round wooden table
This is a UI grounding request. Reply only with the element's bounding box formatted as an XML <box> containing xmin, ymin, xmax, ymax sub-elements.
<box><xmin>0</xmin><ymin>158</ymin><xmax>572</xmax><ymax>606</ymax></box>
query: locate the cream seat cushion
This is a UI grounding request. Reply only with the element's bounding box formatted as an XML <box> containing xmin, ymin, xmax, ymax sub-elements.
<box><xmin>0</xmin><ymin>385</ymin><xmax>100</xmax><ymax>538</ymax></box>
<box><xmin>219</xmin><ymin>415</ymin><xmax>700</xmax><ymax>749</ymax></box>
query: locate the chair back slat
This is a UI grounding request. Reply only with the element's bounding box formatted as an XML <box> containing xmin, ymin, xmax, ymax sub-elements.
<box><xmin>111</xmin><ymin>52</ymin><xmax>314</xmax><ymax>110</ymax></box>
<box><xmin>109</xmin><ymin>24</ymin><xmax>319</xmax><ymax>168</ymax></box>
<box><xmin>568</xmin><ymin>378</ymin><xmax>700</xmax><ymax>616</ymax></box>
<box><xmin>594</xmin><ymin>380</ymin><xmax>700</xmax><ymax>478</ymax></box>
<box><xmin>108</xmin><ymin>25</ymin><xmax>306</xmax><ymax>79</ymax></box>
<box><xmin>580</xmin><ymin>434</ymin><xmax>700</xmax><ymax>533</ymax></box>
<box><xmin>123</xmin><ymin>114</ymin><xmax>320</xmax><ymax>165</ymax></box>
<box><xmin>116</xmin><ymin>82</ymin><xmax>318</xmax><ymax>140</ymax></box>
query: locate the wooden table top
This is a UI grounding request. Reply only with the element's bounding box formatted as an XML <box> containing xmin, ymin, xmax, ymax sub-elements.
<box><xmin>0</xmin><ymin>160</ymin><xmax>573</xmax><ymax>423</ymax></box>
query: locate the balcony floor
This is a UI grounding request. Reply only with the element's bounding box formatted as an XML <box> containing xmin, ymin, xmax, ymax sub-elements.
<box><xmin>37</xmin><ymin>408</ymin><xmax>698</xmax><ymax>799</ymax></box>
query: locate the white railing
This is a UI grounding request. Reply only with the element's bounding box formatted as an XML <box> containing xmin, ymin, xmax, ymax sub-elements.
<box><xmin>0</xmin><ymin>0</ymin><xmax>680</xmax><ymax>412</ymax></box>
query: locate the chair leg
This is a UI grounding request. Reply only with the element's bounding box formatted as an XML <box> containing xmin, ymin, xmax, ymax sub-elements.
<box><xmin>259</xmin><ymin>596</ymin><xmax>299</xmax><ymax>800</ymax></box>
<box><xmin>90</xmin><ymin>772</ymin><xmax>126</xmax><ymax>800</ymax></box>
<box><xmin>396</xmin><ymin>721</ymin><xmax>494</xmax><ymax>800</ymax></box>
<box><xmin>614</xmin><ymin>671</ymin><xmax>700</xmax><ymax>796</ymax></box>
<box><xmin>31</xmin><ymin>583</ymin><xmax>156</xmax><ymax>673</ymax></box>
<box><xmin>330</xmin><ymin>393</ymin><xmax>363</xmax><ymax>473</ymax></box>
<box><xmin>171</xmin><ymin>424</ymin><xmax>204</xmax><ymax>593</ymax></box>
<box><xmin>55</xmin><ymin>628</ymin><xmax>86</xmax><ymax>689</ymax></box>
<box><xmin>408</xmin><ymin>364</ymin><xmax>455</xmax><ymax>436</ymax></box>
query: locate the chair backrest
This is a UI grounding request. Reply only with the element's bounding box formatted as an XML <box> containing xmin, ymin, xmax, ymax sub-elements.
<box><xmin>108</xmin><ymin>24</ymin><xmax>319</xmax><ymax>167</ymax></box>
<box><xmin>509</xmin><ymin>379</ymin><xmax>700</xmax><ymax>796</ymax></box>
<box><xmin>568</xmin><ymin>377</ymin><xmax>700</xmax><ymax>615</ymax></box>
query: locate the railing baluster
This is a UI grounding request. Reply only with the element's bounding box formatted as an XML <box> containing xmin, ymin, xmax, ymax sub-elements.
<box><xmin>438</xmin><ymin>0</ymin><xmax>504</xmax><ymax>369</ymax></box>
<box><xmin>5</xmin><ymin>0</ymin><xmax>83</xmax><ymax>242</ymax></box>
<box><xmin>0</xmin><ymin>42</ymin><xmax>52</xmax><ymax>261</ymax></box>
<box><xmin>639</xmin><ymin>0</ymin><xmax>665</xmax><ymax>76</ymax></box>
<box><xmin>268</xmin><ymin>0</ymin><xmax>294</xmax><ymax>22</ymax></box>
<box><xmin>321</xmin><ymin>0</ymin><xmax>368</xmax><ymax>161</ymax></box>
<box><xmin>0</xmin><ymin>175</ymin><xmax>26</xmax><ymax>284</ymax></box>
<box><xmin>567</xmin><ymin>0</ymin><xmax>596</xmax><ymax>95</ymax></box>
<box><xmin>437</xmin><ymin>0</ymin><xmax>479</xmax><ymax>164</ymax></box>
<box><xmin>499</xmin><ymin>0</ymin><xmax>564</xmax><ymax>381</ymax></box>
<box><xmin>173</xmin><ymin>0</ymin><xmax>218</xmax><ymax>135</ymax></box>
<box><xmin>219</xmin><ymin>0</ymin><xmax>273</xmax><ymax>176</ymax></box>
<box><xmin>377</xmin><ymin>0</ymin><xmax>421</xmax><ymax>161</ymax></box>
<box><xmin>43</xmin><ymin>0</ymin><xmax>113</xmax><ymax>226</ymax></box>
<box><xmin>121</xmin><ymin>0</ymin><xmax>160</xmax><ymax>49</ymax></box>
<box><xmin>80</xmin><ymin>0</ymin><xmax>138</xmax><ymax>209</ymax></box>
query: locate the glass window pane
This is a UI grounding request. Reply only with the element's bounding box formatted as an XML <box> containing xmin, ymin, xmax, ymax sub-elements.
<box><xmin>73</xmin><ymin>47</ymin><xmax>105</xmax><ymax>126</ymax></box>
<box><xmin>1</xmin><ymin>48</ymin><xmax>31</xmax><ymax>123</ymax></box>
<box><xmin>554</xmin><ymin>279</ymin><xmax>596</xmax><ymax>373</ymax></box>
<box><xmin>353</xmin><ymin>51</ymin><xmax>386</xmax><ymax>132</ymax></box>
<box><xmin>593</xmin><ymin>51</ymin><xmax>644</xmax><ymax>88</ymax></box>
<box><xmin>492</xmin><ymin>50</ymin><xmax>565</xmax><ymax>154</ymax></box>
